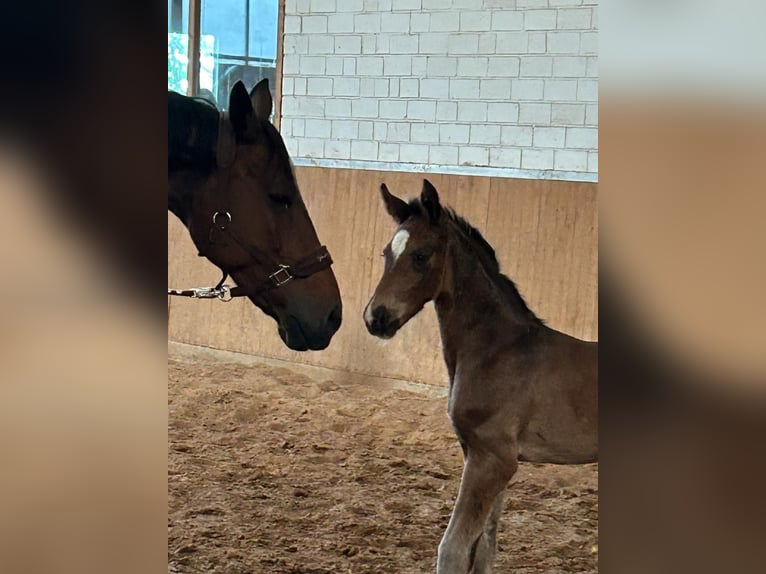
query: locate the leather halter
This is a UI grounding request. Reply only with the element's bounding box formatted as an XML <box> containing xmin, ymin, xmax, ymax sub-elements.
<box><xmin>168</xmin><ymin>112</ymin><xmax>333</xmax><ymax>301</ymax></box>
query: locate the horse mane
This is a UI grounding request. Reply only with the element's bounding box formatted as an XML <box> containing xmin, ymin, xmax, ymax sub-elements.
<box><xmin>408</xmin><ymin>198</ymin><xmax>544</xmax><ymax>326</ymax></box>
<box><xmin>168</xmin><ymin>91</ymin><xmax>219</xmax><ymax>173</ymax></box>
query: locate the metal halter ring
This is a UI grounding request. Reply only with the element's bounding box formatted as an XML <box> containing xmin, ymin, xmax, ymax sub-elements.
<box><xmin>212</xmin><ymin>211</ymin><xmax>231</xmax><ymax>229</ymax></box>
<box><xmin>269</xmin><ymin>264</ymin><xmax>294</xmax><ymax>287</ymax></box>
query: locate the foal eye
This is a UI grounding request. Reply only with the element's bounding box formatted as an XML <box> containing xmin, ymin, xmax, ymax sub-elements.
<box><xmin>268</xmin><ymin>193</ymin><xmax>292</xmax><ymax>208</ymax></box>
<box><xmin>411</xmin><ymin>251</ymin><xmax>429</xmax><ymax>266</ymax></box>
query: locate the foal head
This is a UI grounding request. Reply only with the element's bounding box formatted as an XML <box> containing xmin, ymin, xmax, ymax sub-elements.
<box><xmin>364</xmin><ymin>179</ymin><xmax>448</xmax><ymax>338</ymax></box>
<box><xmin>168</xmin><ymin>80</ymin><xmax>342</xmax><ymax>351</ymax></box>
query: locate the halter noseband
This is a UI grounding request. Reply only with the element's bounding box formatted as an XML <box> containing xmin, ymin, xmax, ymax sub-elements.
<box><xmin>167</xmin><ymin>112</ymin><xmax>334</xmax><ymax>302</ymax></box>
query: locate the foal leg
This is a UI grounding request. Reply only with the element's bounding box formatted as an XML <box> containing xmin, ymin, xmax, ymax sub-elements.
<box><xmin>437</xmin><ymin>449</ymin><xmax>517</xmax><ymax>574</ymax></box>
<box><xmin>470</xmin><ymin>490</ymin><xmax>506</xmax><ymax>574</ymax></box>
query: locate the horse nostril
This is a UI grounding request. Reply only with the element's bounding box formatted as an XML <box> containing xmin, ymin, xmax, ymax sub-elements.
<box><xmin>327</xmin><ymin>304</ymin><xmax>342</xmax><ymax>331</ymax></box>
<box><xmin>371</xmin><ymin>306</ymin><xmax>390</xmax><ymax>333</ymax></box>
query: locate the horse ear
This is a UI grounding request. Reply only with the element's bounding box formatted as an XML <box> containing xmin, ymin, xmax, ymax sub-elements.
<box><xmin>249</xmin><ymin>78</ymin><xmax>273</xmax><ymax>122</ymax></box>
<box><xmin>380</xmin><ymin>183</ymin><xmax>410</xmax><ymax>224</ymax></box>
<box><xmin>421</xmin><ymin>179</ymin><xmax>441</xmax><ymax>223</ymax></box>
<box><xmin>228</xmin><ymin>81</ymin><xmax>253</xmax><ymax>135</ymax></box>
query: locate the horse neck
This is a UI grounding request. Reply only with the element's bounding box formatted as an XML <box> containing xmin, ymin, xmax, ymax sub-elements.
<box><xmin>434</xmin><ymin>225</ymin><xmax>535</xmax><ymax>376</ymax></box>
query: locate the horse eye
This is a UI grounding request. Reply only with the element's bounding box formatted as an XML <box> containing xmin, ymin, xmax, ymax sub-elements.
<box><xmin>412</xmin><ymin>251</ymin><xmax>428</xmax><ymax>264</ymax></box>
<box><xmin>268</xmin><ymin>193</ymin><xmax>292</xmax><ymax>208</ymax></box>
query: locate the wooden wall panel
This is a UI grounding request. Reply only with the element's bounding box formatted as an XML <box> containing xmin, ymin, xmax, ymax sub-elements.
<box><xmin>168</xmin><ymin>167</ymin><xmax>598</xmax><ymax>386</ymax></box>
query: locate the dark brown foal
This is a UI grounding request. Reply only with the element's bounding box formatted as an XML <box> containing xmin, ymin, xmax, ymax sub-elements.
<box><xmin>364</xmin><ymin>180</ymin><xmax>597</xmax><ymax>574</ymax></box>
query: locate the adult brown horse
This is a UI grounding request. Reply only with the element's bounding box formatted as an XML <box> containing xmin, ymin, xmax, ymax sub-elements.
<box><xmin>168</xmin><ymin>79</ymin><xmax>342</xmax><ymax>351</ymax></box>
<box><xmin>364</xmin><ymin>180</ymin><xmax>597</xmax><ymax>573</ymax></box>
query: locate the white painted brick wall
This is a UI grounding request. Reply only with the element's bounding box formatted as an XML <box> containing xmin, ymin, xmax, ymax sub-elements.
<box><xmin>282</xmin><ymin>0</ymin><xmax>598</xmax><ymax>178</ymax></box>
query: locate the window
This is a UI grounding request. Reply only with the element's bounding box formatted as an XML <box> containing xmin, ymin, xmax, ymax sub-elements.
<box><xmin>167</xmin><ymin>0</ymin><xmax>280</xmax><ymax>118</ymax></box>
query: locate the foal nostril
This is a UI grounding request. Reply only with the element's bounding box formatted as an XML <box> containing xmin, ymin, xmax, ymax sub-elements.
<box><xmin>326</xmin><ymin>303</ymin><xmax>342</xmax><ymax>332</ymax></box>
<box><xmin>370</xmin><ymin>305</ymin><xmax>390</xmax><ymax>334</ymax></box>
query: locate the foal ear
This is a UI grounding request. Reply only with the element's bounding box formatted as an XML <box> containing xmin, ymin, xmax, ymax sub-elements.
<box><xmin>229</xmin><ymin>81</ymin><xmax>253</xmax><ymax>136</ymax></box>
<box><xmin>380</xmin><ymin>183</ymin><xmax>410</xmax><ymax>224</ymax></box>
<box><xmin>249</xmin><ymin>78</ymin><xmax>273</xmax><ymax>122</ymax></box>
<box><xmin>421</xmin><ymin>179</ymin><xmax>441</xmax><ymax>223</ymax></box>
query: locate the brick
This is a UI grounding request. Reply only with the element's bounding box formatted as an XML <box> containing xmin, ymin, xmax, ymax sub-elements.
<box><xmin>501</xmin><ymin>126</ymin><xmax>533</xmax><ymax>146</ymax></box>
<box><xmin>528</xmin><ymin>32</ymin><xmax>547</xmax><ymax>53</ymax></box>
<box><xmin>284</xmin><ymin>137</ymin><xmax>299</xmax><ymax>157</ymax></box>
<box><xmin>374</xmin><ymin>79</ymin><xmax>389</xmax><ymax>97</ymax></box>
<box><xmin>292</xmin><ymin>119</ymin><xmax>305</xmax><ymax>137</ymax></box>
<box><xmin>356</xmin><ymin>57</ymin><xmax>383</xmax><ymax>75</ymax></box>
<box><xmin>361</xmin><ymin>34</ymin><xmax>376</xmax><ymax>53</ymax></box>
<box><xmin>380</xmin><ymin>100</ymin><xmax>408</xmax><ymax>119</ymax></box>
<box><xmin>533</xmin><ymin>126</ymin><xmax>566</xmax><ymax>148</ymax></box>
<box><xmin>302</xmin><ymin>16</ymin><xmax>328</xmax><ymax>34</ymax></box>
<box><xmin>549</xmin><ymin>0</ymin><xmax>584</xmax><ymax>5</ymax></box>
<box><xmin>325</xmin><ymin>139</ymin><xmax>351</xmax><ymax>159</ymax></box>
<box><xmin>307</xmin><ymin>77</ymin><xmax>333</xmax><ymax>96</ymax></box>
<box><xmin>551</xmin><ymin>103</ymin><xmax>586</xmax><ymax>125</ymax></box>
<box><xmin>511</xmin><ymin>79</ymin><xmax>544</xmax><ymax>100</ymax></box>
<box><xmin>299</xmin><ymin>138</ymin><xmax>325</xmax><ymax>158</ymax></box>
<box><xmin>392</xmin><ymin>0</ymin><xmax>421</xmax><ymax>9</ymax></box>
<box><xmin>478</xmin><ymin>33</ymin><xmax>497</xmax><ymax>54</ymax></box>
<box><xmin>410</xmin><ymin>13</ymin><xmax>430</xmax><ymax>33</ymax></box>
<box><xmin>521</xmin><ymin>149</ymin><xmax>554</xmax><ymax>170</ymax></box>
<box><xmin>351</xmin><ymin>140</ymin><xmax>379</xmax><ymax>161</ymax></box>
<box><xmin>343</xmin><ymin>58</ymin><xmax>356</xmax><ymax>75</ymax></box>
<box><xmin>309</xmin><ymin>34</ymin><xmax>334</xmax><ymax>54</ymax></box>
<box><xmin>518</xmin><ymin>102</ymin><xmax>551</xmax><ymax>124</ymax></box>
<box><xmin>544</xmin><ymin>79</ymin><xmax>578</xmax><ymax>100</ymax></box>
<box><xmin>488</xmin><ymin>56</ymin><xmax>520</xmax><ymax>77</ymax></box>
<box><xmin>480</xmin><ymin>78</ymin><xmax>512</xmax><ymax>99</ymax></box>
<box><xmin>490</xmin><ymin>147</ymin><xmax>522</xmax><ymax>168</ymax></box>
<box><xmin>547</xmin><ymin>32</ymin><xmax>580</xmax><ymax>53</ymax></box>
<box><xmin>585</xmin><ymin>104</ymin><xmax>598</xmax><ymax>125</ymax></box>
<box><xmin>336</xmin><ymin>0</ymin><xmax>363</xmax><ymax>10</ymax></box>
<box><xmin>422</xmin><ymin>0</ymin><xmax>450</xmax><ymax>8</ymax></box>
<box><xmin>325</xmin><ymin>57</ymin><xmax>343</xmax><ymax>75</ymax></box>
<box><xmin>525</xmin><ymin>10</ymin><xmax>557</xmax><ymax>30</ymax></box>
<box><xmin>293</xmin><ymin>77</ymin><xmax>307</xmax><ymax>95</ymax></box>
<box><xmin>520</xmin><ymin>56</ymin><xmax>553</xmax><ymax>77</ymax></box>
<box><xmin>450</xmin><ymin>79</ymin><xmax>480</xmax><ymax>99</ymax></box>
<box><xmin>389</xmin><ymin>78</ymin><xmax>400</xmax><ymax>96</ymax></box>
<box><xmin>566</xmin><ymin>127</ymin><xmax>598</xmax><ymax>149</ymax></box>
<box><xmin>384</xmin><ymin>55</ymin><xmax>412</xmax><ymax>75</ymax></box>
<box><xmin>296</xmin><ymin>0</ymin><xmax>310</xmax><ymax>11</ymax></box>
<box><xmin>407</xmin><ymin>100</ymin><xmax>436</xmax><ymax>121</ymax></box>
<box><xmin>379</xmin><ymin>143</ymin><xmax>399</xmax><ymax>161</ymax></box>
<box><xmin>588</xmin><ymin>151</ymin><xmax>598</xmax><ymax>173</ymax></box>
<box><xmin>554</xmin><ymin>150</ymin><xmax>588</xmax><ymax>171</ymax></box>
<box><xmin>284</xmin><ymin>16</ymin><xmax>301</xmax><ymax>34</ymax></box>
<box><xmin>439</xmin><ymin>124</ymin><xmax>470</xmax><ymax>144</ymax></box>
<box><xmin>388</xmin><ymin>122</ymin><xmax>411</xmax><ymax>142</ymax></box>
<box><xmin>331</xmin><ymin>120</ymin><xmax>359</xmax><ymax>139</ymax></box>
<box><xmin>470</xmin><ymin>124</ymin><xmax>501</xmax><ymax>145</ymax></box>
<box><xmin>517</xmin><ymin>0</ymin><xmax>549</xmax><ymax>7</ymax></box>
<box><xmin>420</xmin><ymin>32</ymin><xmax>450</xmax><ymax>54</ymax></box>
<box><xmin>448</xmin><ymin>34</ymin><xmax>479</xmax><ymax>55</ymax></box>
<box><xmin>334</xmin><ymin>36</ymin><xmax>361</xmax><ymax>54</ymax></box>
<box><xmin>310</xmin><ymin>0</ymin><xmax>336</xmax><ymax>13</ymax></box>
<box><xmin>430</xmin><ymin>145</ymin><xmax>459</xmax><ymax>165</ymax></box>
<box><xmin>300</xmin><ymin>56</ymin><xmax>326</xmax><ymax>75</ymax></box>
<box><xmin>283</xmin><ymin>54</ymin><xmax>300</xmax><ymax>75</ymax></box>
<box><xmin>580</xmin><ymin>31</ymin><xmax>597</xmax><ymax>54</ymax></box>
<box><xmin>283</xmin><ymin>35</ymin><xmax>309</xmax><ymax>55</ymax></box>
<box><xmin>374</xmin><ymin>122</ymin><xmax>387</xmax><ymax>140</ymax></box>
<box><xmin>358</xmin><ymin>121</ymin><xmax>374</xmax><ymax>139</ymax></box>
<box><xmin>390</xmin><ymin>35</ymin><xmax>419</xmax><ymax>54</ymax></box>
<box><xmin>325</xmin><ymin>99</ymin><xmax>350</xmax><ymax>117</ymax></box>
<box><xmin>457</xmin><ymin>101</ymin><xmax>488</xmax><ymax>122</ymax></box>
<box><xmin>427</xmin><ymin>57</ymin><xmax>457</xmax><ymax>76</ymax></box>
<box><xmin>399</xmin><ymin>143</ymin><xmax>429</xmax><ymax>163</ymax></box>
<box><xmin>359</xmin><ymin>78</ymin><xmax>375</xmax><ymax>96</ymax></box>
<box><xmin>410</xmin><ymin>123</ymin><xmax>440</xmax><ymax>143</ymax></box>
<box><xmin>305</xmin><ymin>119</ymin><xmax>332</xmax><ymax>138</ymax></box>
<box><xmin>460</xmin><ymin>11</ymin><xmax>491</xmax><ymax>32</ymax></box>
<box><xmin>553</xmin><ymin>56</ymin><xmax>587</xmax><ymax>77</ymax></box>
<box><xmin>457</xmin><ymin>57</ymin><xmax>489</xmax><ymax>77</ymax></box>
<box><xmin>381</xmin><ymin>13</ymin><xmax>410</xmax><ymax>33</ymax></box>
<box><xmin>328</xmin><ymin>13</ymin><xmax>354</xmax><ymax>33</ymax></box>
<box><xmin>577</xmin><ymin>79</ymin><xmax>598</xmax><ymax>102</ymax></box>
<box><xmin>421</xmin><ymin>78</ymin><xmax>450</xmax><ymax>99</ymax></box>
<box><xmin>436</xmin><ymin>101</ymin><xmax>457</xmax><ymax>120</ymax></box>
<box><xmin>355</xmin><ymin>13</ymin><xmax>380</xmax><ymax>33</ymax></box>
<box><xmin>492</xmin><ymin>11</ymin><xmax>524</xmax><ymax>31</ymax></box>
<box><xmin>351</xmin><ymin>98</ymin><xmax>379</xmax><ymax>118</ymax></box>
<box><xmin>586</xmin><ymin>56</ymin><xmax>598</xmax><ymax>78</ymax></box>
<box><xmin>400</xmin><ymin>79</ymin><xmax>419</xmax><ymax>97</ymax></box>
<box><xmin>557</xmin><ymin>8</ymin><xmax>592</xmax><ymax>30</ymax></box>
<box><xmin>459</xmin><ymin>147</ymin><xmax>489</xmax><ymax>166</ymax></box>
<box><xmin>488</xmin><ymin>102</ymin><xmax>520</xmax><ymax>122</ymax></box>
<box><xmin>496</xmin><ymin>32</ymin><xmax>529</xmax><ymax>54</ymax></box>
<box><xmin>333</xmin><ymin>77</ymin><xmax>360</xmax><ymax>96</ymax></box>
<box><xmin>431</xmin><ymin>12</ymin><xmax>460</xmax><ymax>32</ymax></box>
<box><xmin>282</xmin><ymin>77</ymin><xmax>294</xmax><ymax>96</ymax></box>
<box><xmin>282</xmin><ymin>96</ymin><xmax>325</xmax><ymax>117</ymax></box>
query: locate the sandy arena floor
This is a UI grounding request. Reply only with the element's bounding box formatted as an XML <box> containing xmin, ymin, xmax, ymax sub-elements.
<box><xmin>168</xmin><ymin>343</ymin><xmax>598</xmax><ymax>573</ymax></box>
